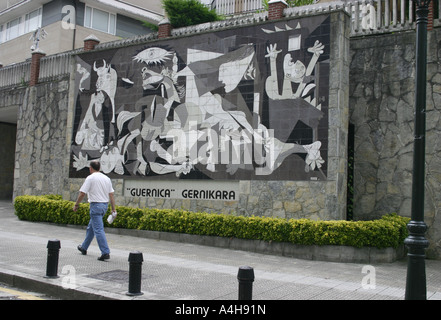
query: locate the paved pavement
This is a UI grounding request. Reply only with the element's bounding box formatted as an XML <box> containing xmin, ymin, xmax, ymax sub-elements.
<box><xmin>1</xmin><ymin>200</ymin><xmax>441</xmax><ymax>304</ymax></box>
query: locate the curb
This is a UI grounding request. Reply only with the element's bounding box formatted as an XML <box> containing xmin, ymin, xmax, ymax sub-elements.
<box><xmin>0</xmin><ymin>268</ymin><xmax>121</xmax><ymax>300</ymax></box>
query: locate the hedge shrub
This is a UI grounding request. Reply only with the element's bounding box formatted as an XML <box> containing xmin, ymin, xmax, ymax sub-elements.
<box><xmin>13</xmin><ymin>195</ymin><xmax>409</xmax><ymax>248</ymax></box>
<box><xmin>162</xmin><ymin>0</ymin><xmax>222</xmax><ymax>28</ymax></box>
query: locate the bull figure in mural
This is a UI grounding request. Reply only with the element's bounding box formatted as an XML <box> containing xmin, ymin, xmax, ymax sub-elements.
<box><xmin>94</xmin><ymin>60</ymin><xmax>117</xmax><ymax>123</ymax></box>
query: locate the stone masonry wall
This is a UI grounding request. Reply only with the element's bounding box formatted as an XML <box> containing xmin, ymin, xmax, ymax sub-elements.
<box><xmin>349</xmin><ymin>27</ymin><xmax>441</xmax><ymax>258</ymax></box>
<box><xmin>12</xmin><ymin>79</ymin><xmax>71</xmax><ymax>198</ymax></box>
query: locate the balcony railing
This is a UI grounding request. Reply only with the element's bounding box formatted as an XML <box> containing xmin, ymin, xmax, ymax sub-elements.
<box><xmin>213</xmin><ymin>0</ymin><xmax>264</xmax><ymax>15</ymax></box>
<box><xmin>0</xmin><ymin>60</ymin><xmax>30</xmax><ymax>88</ymax></box>
<box><xmin>290</xmin><ymin>0</ymin><xmax>440</xmax><ymax>35</ymax></box>
<box><xmin>0</xmin><ymin>0</ymin><xmax>438</xmax><ymax>89</ymax></box>
<box><xmin>0</xmin><ymin>51</ymin><xmax>72</xmax><ymax>88</ymax></box>
<box><xmin>38</xmin><ymin>52</ymin><xmax>72</xmax><ymax>81</ymax></box>
<box><xmin>214</xmin><ymin>0</ymin><xmax>439</xmax><ymax>34</ymax></box>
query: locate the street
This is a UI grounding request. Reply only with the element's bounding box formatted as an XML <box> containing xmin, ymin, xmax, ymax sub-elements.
<box><xmin>0</xmin><ymin>283</ymin><xmax>56</xmax><ymax>300</ymax></box>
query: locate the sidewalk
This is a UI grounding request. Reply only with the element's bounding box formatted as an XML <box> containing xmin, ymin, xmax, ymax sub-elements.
<box><xmin>1</xmin><ymin>200</ymin><xmax>441</xmax><ymax>301</ymax></box>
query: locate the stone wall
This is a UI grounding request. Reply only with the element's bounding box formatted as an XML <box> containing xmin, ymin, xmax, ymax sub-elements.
<box><xmin>349</xmin><ymin>28</ymin><xmax>441</xmax><ymax>258</ymax></box>
<box><xmin>12</xmin><ymin>79</ymin><xmax>71</xmax><ymax>198</ymax></box>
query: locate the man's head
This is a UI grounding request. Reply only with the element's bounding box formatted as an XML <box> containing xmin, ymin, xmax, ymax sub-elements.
<box><xmin>89</xmin><ymin>160</ymin><xmax>101</xmax><ymax>172</ymax></box>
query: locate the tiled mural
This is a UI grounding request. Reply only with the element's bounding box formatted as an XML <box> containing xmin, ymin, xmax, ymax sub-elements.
<box><xmin>71</xmin><ymin>15</ymin><xmax>330</xmax><ymax>181</ymax></box>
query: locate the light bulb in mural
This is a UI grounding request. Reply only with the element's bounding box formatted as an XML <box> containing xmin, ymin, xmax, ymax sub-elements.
<box><xmin>133</xmin><ymin>47</ymin><xmax>174</xmax><ymax>65</ymax></box>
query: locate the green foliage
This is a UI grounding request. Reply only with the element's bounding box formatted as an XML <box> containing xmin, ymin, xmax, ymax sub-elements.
<box><xmin>141</xmin><ymin>20</ymin><xmax>159</xmax><ymax>32</ymax></box>
<box><xmin>146</xmin><ymin>0</ymin><xmax>316</xmax><ymax>31</ymax></box>
<box><xmin>14</xmin><ymin>195</ymin><xmax>409</xmax><ymax>249</ymax></box>
<box><xmin>162</xmin><ymin>0</ymin><xmax>221</xmax><ymax>28</ymax></box>
<box><xmin>14</xmin><ymin>195</ymin><xmax>89</xmax><ymax>225</ymax></box>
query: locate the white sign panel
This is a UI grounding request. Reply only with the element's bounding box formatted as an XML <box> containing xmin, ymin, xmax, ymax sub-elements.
<box><xmin>124</xmin><ymin>180</ymin><xmax>239</xmax><ymax>201</ymax></box>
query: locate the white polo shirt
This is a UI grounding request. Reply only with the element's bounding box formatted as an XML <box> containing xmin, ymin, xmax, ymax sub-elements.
<box><xmin>79</xmin><ymin>172</ymin><xmax>114</xmax><ymax>203</ymax></box>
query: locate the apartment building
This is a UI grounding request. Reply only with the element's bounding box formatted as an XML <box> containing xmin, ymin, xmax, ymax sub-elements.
<box><xmin>0</xmin><ymin>0</ymin><xmax>164</xmax><ymax>66</ymax></box>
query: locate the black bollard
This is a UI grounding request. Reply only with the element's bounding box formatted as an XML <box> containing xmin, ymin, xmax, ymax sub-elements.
<box><xmin>237</xmin><ymin>266</ymin><xmax>254</xmax><ymax>300</ymax></box>
<box><xmin>126</xmin><ymin>251</ymin><xmax>143</xmax><ymax>296</ymax></box>
<box><xmin>45</xmin><ymin>239</ymin><xmax>61</xmax><ymax>278</ymax></box>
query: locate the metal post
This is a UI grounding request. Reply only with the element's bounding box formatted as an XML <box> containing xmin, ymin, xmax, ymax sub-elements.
<box><xmin>404</xmin><ymin>0</ymin><xmax>431</xmax><ymax>300</ymax></box>
<box><xmin>126</xmin><ymin>251</ymin><xmax>143</xmax><ymax>296</ymax></box>
<box><xmin>45</xmin><ymin>239</ymin><xmax>61</xmax><ymax>278</ymax></box>
<box><xmin>237</xmin><ymin>266</ymin><xmax>254</xmax><ymax>300</ymax></box>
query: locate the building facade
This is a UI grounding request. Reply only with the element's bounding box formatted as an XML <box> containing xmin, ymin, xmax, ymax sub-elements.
<box><xmin>0</xmin><ymin>0</ymin><xmax>164</xmax><ymax>66</ymax></box>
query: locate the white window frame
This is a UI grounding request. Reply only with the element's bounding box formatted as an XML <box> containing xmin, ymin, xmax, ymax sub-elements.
<box><xmin>0</xmin><ymin>6</ymin><xmax>42</xmax><ymax>43</ymax></box>
<box><xmin>84</xmin><ymin>5</ymin><xmax>116</xmax><ymax>35</ymax></box>
<box><xmin>5</xmin><ymin>17</ymin><xmax>22</xmax><ymax>41</ymax></box>
<box><xmin>25</xmin><ymin>7</ymin><xmax>42</xmax><ymax>34</ymax></box>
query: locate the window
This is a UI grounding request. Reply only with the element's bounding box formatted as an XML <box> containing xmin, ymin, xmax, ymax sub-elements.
<box><xmin>6</xmin><ymin>17</ymin><xmax>21</xmax><ymax>41</ymax></box>
<box><xmin>84</xmin><ymin>6</ymin><xmax>116</xmax><ymax>35</ymax></box>
<box><xmin>0</xmin><ymin>7</ymin><xmax>42</xmax><ymax>43</ymax></box>
<box><xmin>288</xmin><ymin>35</ymin><xmax>301</xmax><ymax>51</ymax></box>
<box><xmin>25</xmin><ymin>8</ymin><xmax>42</xmax><ymax>33</ymax></box>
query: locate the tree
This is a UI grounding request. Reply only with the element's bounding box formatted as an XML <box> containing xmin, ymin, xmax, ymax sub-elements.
<box><xmin>162</xmin><ymin>0</ymin><xmax>222</xmax><ymax>28</ymax></box>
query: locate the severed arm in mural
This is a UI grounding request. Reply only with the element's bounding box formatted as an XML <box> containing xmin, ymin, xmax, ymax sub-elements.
<box><xmin>254</xmin><ymin>125</ymin><xmax>324</xmax><ymax>175</ymax></box>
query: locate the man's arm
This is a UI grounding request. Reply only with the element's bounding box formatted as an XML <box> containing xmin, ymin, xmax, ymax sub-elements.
<box><xmin>73</xmin><ymin>191</ymin><xmax>86</xmax><ymax>211</ymax></box>
<box><xmin>109</xmin><ymin>192</ymin><xmax>116</xmax><ymax>212</ymax></box>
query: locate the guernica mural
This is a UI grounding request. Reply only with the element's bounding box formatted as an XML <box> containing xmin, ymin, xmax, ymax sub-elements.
<box><xmin>71</xmin><ymin>15</ymin><xmax>330</xmax><ymax>181</ymax></box>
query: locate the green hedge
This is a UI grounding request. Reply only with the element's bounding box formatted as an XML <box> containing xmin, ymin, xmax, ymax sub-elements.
<box><xmin>13</xmin><ymin>195</ymin><xmax>410</xmax><ymax>248</ymax></box>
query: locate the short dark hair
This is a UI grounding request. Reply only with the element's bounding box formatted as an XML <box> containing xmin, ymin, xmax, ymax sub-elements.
<box><xmin>90</xmin><ymin>160</ymin><xmax>101</xmax><ymax>171</ymax></box>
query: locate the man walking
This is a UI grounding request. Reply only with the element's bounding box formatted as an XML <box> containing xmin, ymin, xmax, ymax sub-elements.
<box><xmin>73</xmin><ymin>160</ymin><xmax>116</xmax><ymax>261</ymax></box>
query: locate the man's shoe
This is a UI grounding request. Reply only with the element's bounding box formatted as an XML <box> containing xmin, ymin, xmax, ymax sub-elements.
<box><xmin>98</xmin><ymin>254</ymin><xmax>110</xmax><ymax>261</ymax></box>
<box><xmin>77</xmin><ymin>245</ymin><xmax>87</xmax><ymax>255</ymax></box>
